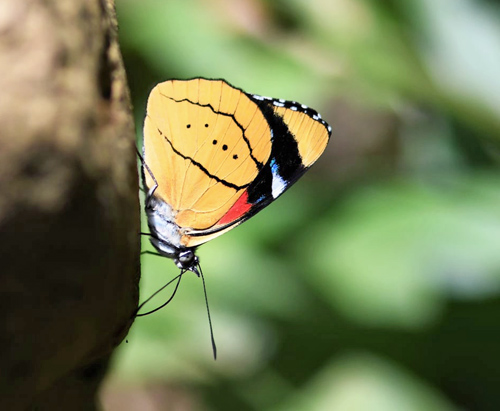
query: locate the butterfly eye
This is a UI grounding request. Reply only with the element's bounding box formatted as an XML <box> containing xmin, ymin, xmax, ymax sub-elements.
<box><xmin>178</xmin><ymin>250</ymin><xmax>194</xmax><ymax>264</ymax></box>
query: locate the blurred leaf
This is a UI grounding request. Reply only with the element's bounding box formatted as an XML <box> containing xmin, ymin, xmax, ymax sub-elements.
<box><xmin>416</xmin><ymin>0</ymin><xmax>500</xmax><ymax>119</ymax></box>
<box><xmin>304</xmin><ymin>173</ymin><xmax>500</xmax><ymax>328</ymax></box>
<box><xmin>271</xmin><ymin>353</ymin><xmax>458</xmax><ymax>411</ymax></box>
<box><xmin>116</xmin><ymin>0</ymin><xmax>332</xmax><ymax>103</ymax></box>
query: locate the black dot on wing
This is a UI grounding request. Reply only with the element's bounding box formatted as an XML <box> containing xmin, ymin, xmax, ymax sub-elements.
<box><xmin>186</xmin><ymin>124</ymin><xmax>191</xmax><ymax>128</ymax></box>
<box><xmin>222</xmin><ymin>144</ymin><xmax>228</xmax><ymax>151</ymax></box>
<box><xmin>212</xmin><ymin>140</ymin><xmax>217</xmax><ymax>144</ymax></box>
<box><xmin>233</xmin><ymin>154</ymin><xmax>238</xmax><ymax>159</ymax></box>
<box><xmin>205</xmin><ymin>124</ymin><xmax>209</xmax><ymax>127</ymax></box>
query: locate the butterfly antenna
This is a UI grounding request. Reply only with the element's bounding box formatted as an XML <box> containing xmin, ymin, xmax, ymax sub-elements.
<box><xmin>198</xmin><ymin>263</ymin><xmax>217</xmax><ymax>360</ymax></box>
<box><xmin>135</xmin><ymin>270</ymin><xmax>185</xmax><ymax>317</ymax></box>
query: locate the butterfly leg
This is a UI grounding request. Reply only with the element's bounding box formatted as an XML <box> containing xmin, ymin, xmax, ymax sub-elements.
<box><xmin>136</xmin><ymin>145</ymin><xmax>159</xmax><ymax>206</ymax></box>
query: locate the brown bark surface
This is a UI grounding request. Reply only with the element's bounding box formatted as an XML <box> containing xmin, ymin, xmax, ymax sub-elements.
<box><xmin>0</xmin><ymin>0</ymin><xmax>140</xmax><ymax>409</ymax></box>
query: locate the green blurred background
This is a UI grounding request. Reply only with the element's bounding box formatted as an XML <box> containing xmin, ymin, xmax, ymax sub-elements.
<box><xmin>103</xmin><ymin>0</ymin><xmax>500</xmax><ymax>409</ymax></box>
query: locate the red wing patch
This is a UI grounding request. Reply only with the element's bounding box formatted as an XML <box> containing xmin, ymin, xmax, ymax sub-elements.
<box><xmin>217</xmin><ymin>191</ymin><xmax>252</xmax><ymax>226</ymax></box>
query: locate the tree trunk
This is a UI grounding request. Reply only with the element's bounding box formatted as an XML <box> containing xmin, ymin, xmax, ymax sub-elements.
<box><xmin>0</xmin><ymin>0</ymin><xmax>139</xmax><ymax>409</ymax></box>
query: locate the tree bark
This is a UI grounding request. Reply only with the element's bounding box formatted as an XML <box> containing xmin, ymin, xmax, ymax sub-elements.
<box><xmin>0</xmin><ymin>0</ymin><xmax>139</xmax><ymax>410</ymax></box>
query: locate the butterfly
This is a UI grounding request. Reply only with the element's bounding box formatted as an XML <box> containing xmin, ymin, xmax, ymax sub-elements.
<box><xmin>141</xmin><ymin>78</ymin><xmax>331</xmax><ymax>276</ymax></box>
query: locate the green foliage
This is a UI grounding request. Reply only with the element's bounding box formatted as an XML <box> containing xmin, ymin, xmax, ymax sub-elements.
<box><xmin>105</xmin><ymin>0</ymin><xmax>500</xmax><ymax>410</ymax></box>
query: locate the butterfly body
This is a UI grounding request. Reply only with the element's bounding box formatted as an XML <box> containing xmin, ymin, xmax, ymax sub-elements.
<box><xmin>144</xmin><ymin>188</ymin><xmax>199</xmax><ymax>271</ymax></box>
<box><xmin>142</xmin><ymin>78</ymin><xmax>331</xmax><ymax>272</ymax></box>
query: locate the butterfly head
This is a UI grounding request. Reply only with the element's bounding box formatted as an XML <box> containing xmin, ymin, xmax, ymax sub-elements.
<box><xmin>175</xmin><ymin>249</ymin><xmax>200</xmax><ymax>276</ymax></box>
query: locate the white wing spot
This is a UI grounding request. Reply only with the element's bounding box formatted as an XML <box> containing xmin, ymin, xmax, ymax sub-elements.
<box><xmin>253</xmin><ymin>94</ymin><xmax>264</xmax><ymax>101</ymax></box>
<box><xmin>291</xmin><ymin>106</ymin><xmax>298</xmax><ymax>111</ymax></box>
<box><xmin>271</xmin><ymin>173</ymin><xmax>287</xmax><ymax>199</ymax></box>
<box><xmin>273</xmin><ymin>101</ymin><xmax>285</xmax><ymax>107</ymax></box>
